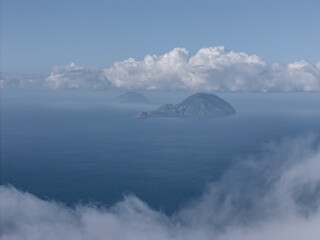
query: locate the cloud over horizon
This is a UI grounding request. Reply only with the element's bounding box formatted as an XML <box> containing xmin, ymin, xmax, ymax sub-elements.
<box><xmin>44</xmin><ymin>63</ymin><xmax>111</xmax><ymax>90</ymax></box>
<box><xmin>105</xmin><ymin>47</ymin><xmax>320</xmax><ymax>92</ymax></box>
<box><xmin>0</xmin><ymin>73</ymin><xmax>46</xmax><ymax>89</ymax></box>
<box><xmin>1</xmin><ymin>46</ymin><xmax>320</xmax><ymax>92</ymax></box>
<box><xmin>1</xmin><ymin>134</ymin><xmax>320</xmax><ymax>240</ymax></box>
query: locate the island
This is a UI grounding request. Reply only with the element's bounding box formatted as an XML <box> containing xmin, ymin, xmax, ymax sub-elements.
<box><xmin>136</xmin><ymin>93</ymin><xmax>236</xmax><ymax>118</ymax></box>
<box><xmin>114</xmin><ymin>91</ymin><xmax>149</xmax><ymax>104</ymax></box>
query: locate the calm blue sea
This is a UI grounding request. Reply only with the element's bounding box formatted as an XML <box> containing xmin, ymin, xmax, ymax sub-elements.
<box><xmin>1</xmin><ymin>90</ymin><xmax>320</xmax><ymax>214</ymax></box>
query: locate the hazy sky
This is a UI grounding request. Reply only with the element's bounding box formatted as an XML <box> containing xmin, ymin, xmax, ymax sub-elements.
<box><xmin>1</xmin><ymin>0</ymin><xmax>320</xmax><ymax>73</ymax></box>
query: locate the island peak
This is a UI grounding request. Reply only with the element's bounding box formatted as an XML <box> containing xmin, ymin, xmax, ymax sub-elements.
<box><xmin>137</xmin><ymin>92</ymin><xmax>236</xmax><ymax>118</ymax></box>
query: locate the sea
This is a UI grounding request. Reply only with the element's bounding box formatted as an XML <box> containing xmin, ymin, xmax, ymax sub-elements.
<box><xmin>1</xmin><ymin>90</ymin><xmax>320</xmax><ymax>214</ymax></box>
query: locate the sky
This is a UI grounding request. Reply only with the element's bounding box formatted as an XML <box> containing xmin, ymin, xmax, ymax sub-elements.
<box><xmin>1</xmin><ymin>0</ymin><xmax>320</xmax><ymax>73</ymax></box>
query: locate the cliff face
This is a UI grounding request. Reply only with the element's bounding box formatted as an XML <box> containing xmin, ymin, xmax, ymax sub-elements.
<box><xmin>137</xmin><ymin>93</ymin><xmax>236</xmax><ymax>118</ymax></box>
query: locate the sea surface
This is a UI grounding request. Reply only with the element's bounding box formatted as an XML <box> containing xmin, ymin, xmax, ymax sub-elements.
<box><xmin>1</xmin><ymin>90</ymin><xmax>320</xmax><ymax>214</ymax></box>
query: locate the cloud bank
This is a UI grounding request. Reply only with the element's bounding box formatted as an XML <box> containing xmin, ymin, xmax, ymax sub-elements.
<box><xmin>1</xmin><ymin>134</ymin><xmax>320</xmax><ymax>240</ymax></box>
<box><xmin>0</xmin><ymin>73</ymin><xmax>46</xmax><ymax>89</ymax></box>
<box><xmin>44</xmin><ymin>63</ymin><xmax>111</xmax><ymax>90</ymax></box>
<box><xmin>105</xmin><ymin>47</ymin><xmax>320</xmax><ymax>92</ymax></box>
<box><xmin>1</xmin><ymin>47</ymin><xmax>320</xmax><ymax>91</ymax></box>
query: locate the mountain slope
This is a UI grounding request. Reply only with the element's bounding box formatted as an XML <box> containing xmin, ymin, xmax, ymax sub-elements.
<box><xmin>137</xmin><ymin>93</ymin><xmax>236</xmax><ymax>118</ymax></box>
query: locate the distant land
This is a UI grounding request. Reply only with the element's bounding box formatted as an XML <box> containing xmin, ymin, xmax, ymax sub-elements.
<box><xmin>137</xmin><ymin>93</ymin><xmax>236</xmax><ymax>118</ymax></box>
<box><xmin>114</xmin><ymin>91</ymin><xmax>149</xmax><ymax>104</ymax></box>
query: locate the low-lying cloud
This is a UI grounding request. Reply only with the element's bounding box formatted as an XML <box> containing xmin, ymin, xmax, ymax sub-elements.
<box><xmin>1</xmin><ymin>134</ymin><xmax>320</xmax><ymax>240</ymax></box>
<box><xmin>45</xmin><ymin>63</ymin><xmax>111</xmax><ymax>90</ymax></box>
<box><xmin>0</xmin><ymin>73</ymin><xmax>46</xmax><ymax>89</ymax></box>
<box><xmin>1</xmin><ymin>46</ymin><xmax>320</xmax><ymax>91</ymax></box>
<box><xmin>105</xmin><ymin>47</ymin><xmax>320</xmax><ymax>92</ymax></box>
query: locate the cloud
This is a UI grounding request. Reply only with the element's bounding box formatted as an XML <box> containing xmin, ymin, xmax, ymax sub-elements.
<box><xmin>44</xmin><ymin>63</ymin><xmax>111</xmax><ymax>90</ymax></box>
<box><xmin>0</xmin><ymin>73</ymin><xmax>46</xmax><ymax>89</ymax></box>
<box><xmin>1</xmin><ymin>47</ymin><xmax>320</xmax><ymax>91</ymax></box>
<box><xmin>105</xmin><ymin>47</ymin><xmax>320</xmax><ymax>92</ymax></box>
<box><xmin>1</xmin><ymin>134</ymin><xmax>320</xmax><ymax>240</ymax></box>
<box><xmin>0</xmin><ymin>63</ymin><xmax>111</xmax><ymax>91</ymax></box>
<box><xmin>266</xmin><ymin>61</ymin><xmax>320</xmax><ymax>91</ymax></box>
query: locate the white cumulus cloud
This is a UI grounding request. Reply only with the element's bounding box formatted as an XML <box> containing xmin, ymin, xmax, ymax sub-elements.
<box><xmin>44</xmin><ymin>63</ymin><xmax>111</xmax><ymax>90</ymax></box>
<box><xmin>105</xmin><ymin>46</ymin><xmax>320</xmax><ymax>92</ymax></box>
<box><xmin>0</xmin><ymin>73</ymin><xmax>46</xmax><ymax>89</ymax></box>
<box><xmin>2</xmin><ymin>47</ymin><xmax>320</xmax><ymax>91</ymax></box>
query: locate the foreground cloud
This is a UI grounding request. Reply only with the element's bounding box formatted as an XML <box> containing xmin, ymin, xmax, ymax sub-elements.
<box><xmin>1</xmin><ymin>134</ymin><xmax>320</xmax><ymax>240</ymax></box>
<box><xmin>1</xmin><ymin>47</ymin><xmax>320</xmax><ymax>91</ymax></box>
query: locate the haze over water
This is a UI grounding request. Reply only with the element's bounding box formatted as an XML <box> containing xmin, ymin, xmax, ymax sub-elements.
<box><xmin>2</xmin><ymin>90</ymin><xmax>320</xmax><ymax>214</ymax></box>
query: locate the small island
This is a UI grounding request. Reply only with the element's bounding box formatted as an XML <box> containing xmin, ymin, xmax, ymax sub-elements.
<box><xmin>114</xmin><ymin>91</ymin><xmax>149</xmax><ymax>104</ymax></box>
<box><xmin>137</xmin><ymin>93</ymin><xmax>236</xmax><ymax>118</ymax></box>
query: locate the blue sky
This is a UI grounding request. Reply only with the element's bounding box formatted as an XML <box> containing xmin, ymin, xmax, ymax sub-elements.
<box><xmin>1</xmin><ymin>0</ymin><xmax>320</xmax><ymax>73</ymax></box>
